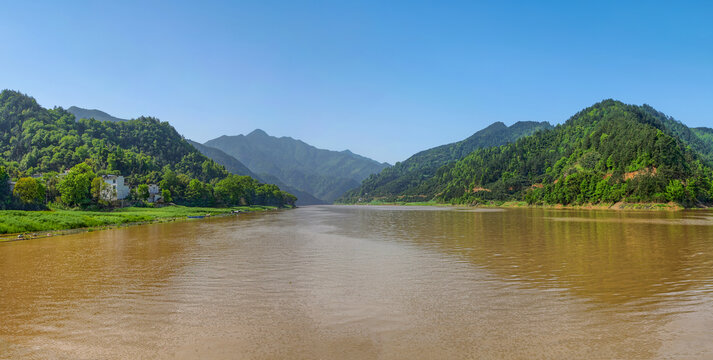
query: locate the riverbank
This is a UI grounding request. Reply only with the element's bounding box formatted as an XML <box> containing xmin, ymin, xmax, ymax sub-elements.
<box><xmin>0</xmin><ymin>205</ymin><xmax>283</xmax><ymax>241</ymax></box>
<box><xmin>339</xmin><ymin>200</ymin><xmax>691</xmax><ymax>211</ymax></box>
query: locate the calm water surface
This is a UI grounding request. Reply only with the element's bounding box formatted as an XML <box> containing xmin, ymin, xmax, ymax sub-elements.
<box><xmin>1</xmin><ymin>206</ymin><xmax>713</xmax><ymax>359</ymax></box>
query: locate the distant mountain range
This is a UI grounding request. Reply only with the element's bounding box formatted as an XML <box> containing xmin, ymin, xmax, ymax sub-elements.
<box><xmin>204</xmin><ymin>129</ymin><xmax>390</xmax><ymax>203</ymax></box>
<box><xmin>188</xmin><ymin>140</ymin><xmax>324</xmax><ymax>205</ymax></box>
<box><xmin>339</xmin><ymin>121</ymin><xmax>552</xmax><ymax>202</ymax></box>
<box><xmin>67</xmin><ymin>106</ymin><xmax>127</xmax><ymax>122</ymax></box>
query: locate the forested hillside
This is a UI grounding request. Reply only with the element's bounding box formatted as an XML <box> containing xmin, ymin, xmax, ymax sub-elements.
<box><xmin>0</xmin><ymin>90</ymin><xmax>295</xmax><ymax>209</ymax></box>
<box><xmin>693</xmin><ymin>127</ymin><xmax>713</xmax><ymax>156</ymax></box>
<box><xmin>204</xmin><ymin>129</ymin><xmax>389</xmax><ymax>203</ymax></box>
<box><xmin>428</xmin><ymin>100</ymin><xmax>713</xmax><ymax>207</ymax></box>
<box><xmin>339</xmin><ymin>121</ymin><xmax>552</xmax><ymax>202</ymax></box>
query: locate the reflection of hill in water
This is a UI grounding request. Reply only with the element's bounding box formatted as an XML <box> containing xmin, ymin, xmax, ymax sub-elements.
<box><xmin>329</xmin><ymin>206</ymin><xmax>713</xmax><ymax>306</ymax></box>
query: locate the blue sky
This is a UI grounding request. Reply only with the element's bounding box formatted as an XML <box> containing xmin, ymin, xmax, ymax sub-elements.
<box><xmin>1</xmin><ymin>1</ymin><xmax>711</xmax><ymax>164</ymax></box>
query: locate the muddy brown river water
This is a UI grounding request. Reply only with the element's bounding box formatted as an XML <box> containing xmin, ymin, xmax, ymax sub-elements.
<box><xmin>1</xmin><ymin>205</ymin><xmax>713</xmax><ymax>359</ymax></box>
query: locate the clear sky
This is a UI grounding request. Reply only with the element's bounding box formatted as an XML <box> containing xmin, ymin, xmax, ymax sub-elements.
<box><xmin>1</xmin><ymin>1</ymin><xmax>711</xmax><ymax>164</ymax></box>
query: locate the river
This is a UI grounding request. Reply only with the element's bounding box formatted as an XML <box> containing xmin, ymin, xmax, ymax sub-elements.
<box><xmin>1</xmin><ymin>205</ymin><xmax>712</xmax><ymax>359</ymax></box>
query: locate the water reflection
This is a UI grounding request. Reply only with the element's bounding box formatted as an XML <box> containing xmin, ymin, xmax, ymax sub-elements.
<box><xmin>330</xmin><ymin>206</ymin><xmax>713</xmax><ymax>307</ymax></box>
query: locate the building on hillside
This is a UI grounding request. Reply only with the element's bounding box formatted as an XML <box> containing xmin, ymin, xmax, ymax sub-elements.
<box><xmin>147</xmin><ymin>184</ymin><xmax>162</xmax><ymax>203</ymax></box>
<box><xmin>100</xmin><ymin>175</ymin><xmax>130</xmax><ymax>201</ymax></box>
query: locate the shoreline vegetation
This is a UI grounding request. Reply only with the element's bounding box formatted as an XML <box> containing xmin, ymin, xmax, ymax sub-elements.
<box><xmin>335</xmin><ymin>200</ymin><xmax>699</xmax><ymax>211</ymax></box>
<box><xmin>0</xmin><ymin>205</ymin><xmax>286</xmax><ymax>241</ymax></box>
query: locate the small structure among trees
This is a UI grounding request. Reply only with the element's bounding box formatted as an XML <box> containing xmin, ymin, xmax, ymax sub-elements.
<box><xmin>147</xmin><ymin>184</ymin><xmax>162</xmax><ymax>203</ymax></box>
<box><xmin>100</xmin><ymin>175</ymin><xmax>130</xmax><ymax>201</ymax></box>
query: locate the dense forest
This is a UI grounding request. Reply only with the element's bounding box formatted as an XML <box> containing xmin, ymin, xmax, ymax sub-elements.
<box><xmin>693</xmin><ymin>127</ymin><xmax>713</xmax><ymax>154</ymax></box>
<box><xmin>0</xmin><ymin>90</ymin><xmax>295</xmax><ymax>210</ymax></box>
<box><xmin>343</xmin><ymin>100</ymin><xmax>713</xmax><ymax>207</ymax></box>
<box><xmin>339</xmin><ymin>121</ymin><xmax>552</xmax><ymax>202</ymax></box>
<box><xmin>204</xmin><ymin>129</ymin><xmax>389</xmax><ymax>203</ymax></box>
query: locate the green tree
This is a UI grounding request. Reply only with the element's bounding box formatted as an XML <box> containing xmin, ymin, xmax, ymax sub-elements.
<box><xmin>0</xmin><ymin>166</ymin><xmax>10</xmax><ymax>208</ymax></box>
<box><xmin>42</xmin><ymin>172</ymin><xmax>61</xmax><ymax>203</ymax></box>
<box><xmin>91</xmin><ymin>177</ymin><xmax>103</xmax><ymax>202</ymax></box>
<box><xmin>13</xmin><ymin>177</ymin><xmax>45</xmax><ymax>205</ymax></box>
<box><xmin>186</xmin><ymin>179</ymin><xmax>213</xmax><ymax>206</ymax></box>
<box><xmin>57</xmin><ymin>163</ymin><xmax>96</xmax><ymax>207</ymax></box>
<box><xmin>161</xmin><ymin>188</ymin><xmax>172</xmax><ymax>203</ymax></box>
<box><xmin>137</xmin><ymin>184</ymin><xmax>150</xmax><ymax>201</ymax></box>
<box><xmin>90</xmin><ymin>176</ymin><xmax>112</xmax><ymax>205</ymax></box>
<box><xmin>665</xmin><ymin>180</ymin><xmax>686</xmax><ymax>203</ymax></box>
<box><xmin>159</xmin><ymin>168</ymin><xmax>185</xmax><ymax>200</ymax></box>
<box><xmin>214</xmin><ymin>175</ymin><xmax>256</xmax><ymax>206</ymax></box>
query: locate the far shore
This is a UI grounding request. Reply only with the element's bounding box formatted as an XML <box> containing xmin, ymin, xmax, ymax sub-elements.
<box><xmin>0</xmin><ymin>205</ymin><xmax>285</xmax><ymax>242</ymax></box>
<box><xmin>336</xmin><ymin>200</ymin><xmax>706</xmax><ymax>211</ymax></box>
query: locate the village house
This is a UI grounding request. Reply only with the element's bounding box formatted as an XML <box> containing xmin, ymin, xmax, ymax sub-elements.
<box><xmin>100</xmin><ymin>175</ymin><xmax>130</xmax><ymax>201</ymax></box>
<box><xmin>147</xmin><ymin>184</ymin><xmax>162</xmax><ymax>203</ymax></box>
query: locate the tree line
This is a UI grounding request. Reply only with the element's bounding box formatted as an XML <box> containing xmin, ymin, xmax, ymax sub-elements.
<box><xmin>1</xmin><ymin>162</ymin><xmax>296</xmax><ymax>211</ymax></box>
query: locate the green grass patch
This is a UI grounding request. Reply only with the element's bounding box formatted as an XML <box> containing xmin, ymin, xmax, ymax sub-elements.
<box><xmin>0</xmin><ymin>205</ymin><xmax>277</xmax><ymax>235</ymax></box>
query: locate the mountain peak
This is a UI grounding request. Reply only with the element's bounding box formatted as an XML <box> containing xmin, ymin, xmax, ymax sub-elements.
<box><xmin>248</xmin><ymin>129</ymin><xmax>269</xmax><ymax>137</ymax></box>
<box><xmin>67</xmin><ymin>106</ymin><xmax>127</xmax><ymax>122</ymax></box>
<box><xmin>203</xmin><ymin>131</ymin><xmax>390</xmax><ymax>203</ymax></box>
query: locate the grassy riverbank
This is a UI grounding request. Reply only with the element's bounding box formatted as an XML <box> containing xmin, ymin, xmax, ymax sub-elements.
<box><xmin>0</xmin><ymin>205</ymin><xmax>281</xmax><ymax>237</ymax></box>
<box><xmin>341</xmin><ymin>200</ymin><xmax>689</xmax><ymax>211</ymax></box>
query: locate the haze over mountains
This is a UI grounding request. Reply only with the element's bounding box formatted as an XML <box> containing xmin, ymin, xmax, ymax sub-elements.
<box><xmin>204</xmin><ymin>130</ymin><xmax>390</xmax><ymax>203</ymax></box>
<box><xmin>187</xmin><ymin>140</ymin><xmax>324</xmax><ymax>205</ymax></box>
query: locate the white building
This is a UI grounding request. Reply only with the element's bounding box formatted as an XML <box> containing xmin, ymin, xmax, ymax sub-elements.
<box><xmin>147</xmin><ymin>184</ymin><xmax>162</xmax><ymax>203</ymax></box>
<box><xmin>101</xmin><ymin>175</ymin><xmax>130</xmax><ymax>201</ymax></box>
